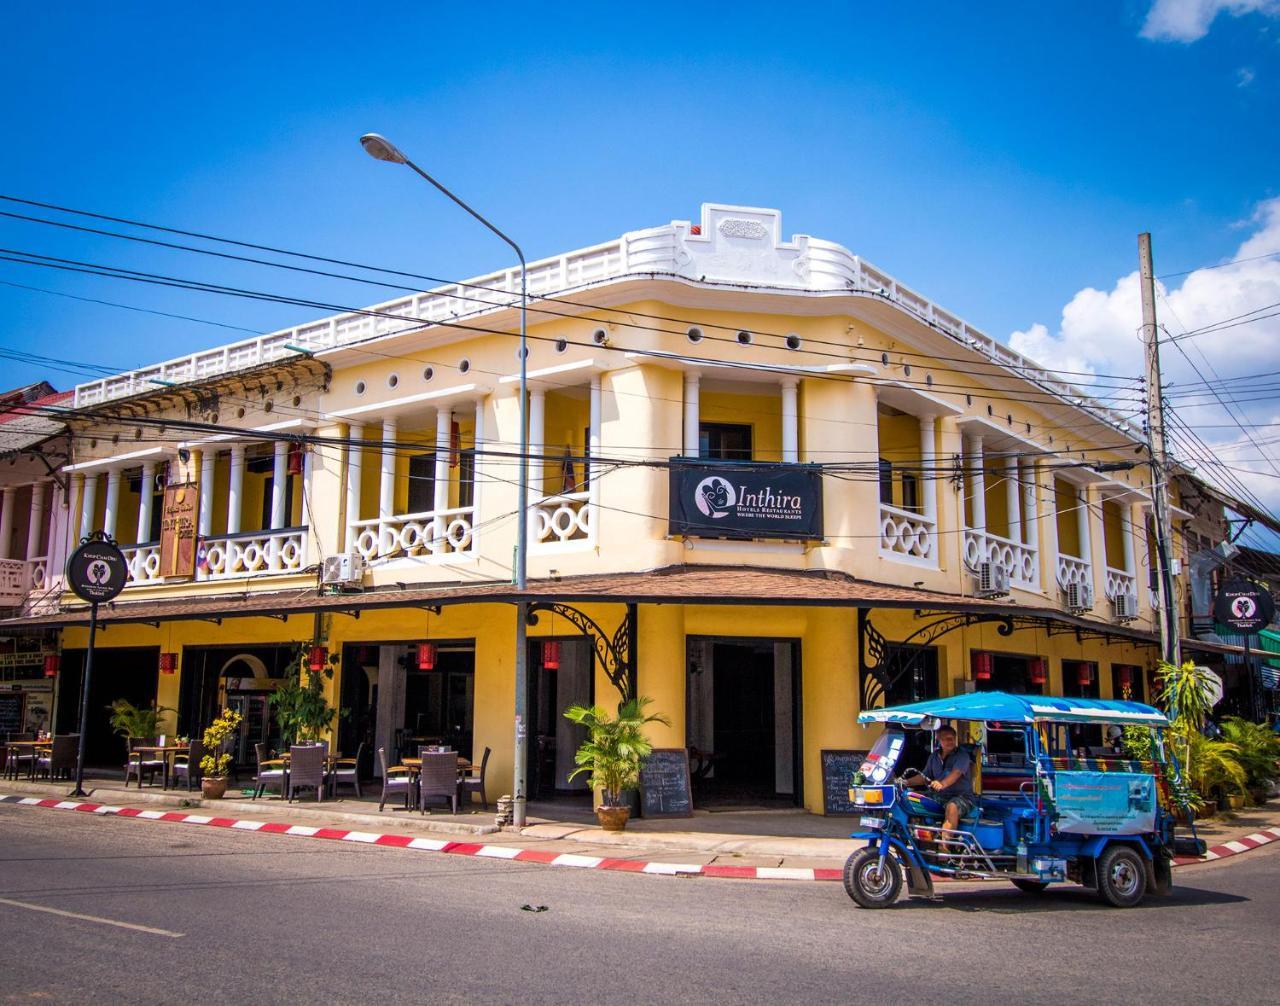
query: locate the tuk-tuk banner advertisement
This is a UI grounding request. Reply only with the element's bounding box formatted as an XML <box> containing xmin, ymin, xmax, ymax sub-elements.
<box><xmin>1053</xmin><ymin>772</ymin><xmax>1156</xmax><ymax>835</ymax></box>
<box><xmin>668</xmin><ymin>459</ymin><xmax>824</xmax><ymax>541</ymax></box>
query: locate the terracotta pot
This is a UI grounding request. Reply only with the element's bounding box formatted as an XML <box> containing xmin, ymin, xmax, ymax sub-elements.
<box><xmin>597</xmin><ymin>805</ymin><xmax>631</xmax><ymax>832</ymax></box>
<box><xmin>1224</xmin><ymin>793</ymin><xmax>1247</xmax><ymax>810</ymax></box>
<box><xmin>201</xmin><ymin>776</ymin><xmax>228</xmax><ymax>800</ymax></box>
<box><xmin>1249</xmin><ymin>787</ymin><xmax>1269</xmax><ymax>805</ymax></box>
<box><xmin>1199</xmin><ymin>799</ymin><xmax>1218</xmax><ymax>819</ymax></box>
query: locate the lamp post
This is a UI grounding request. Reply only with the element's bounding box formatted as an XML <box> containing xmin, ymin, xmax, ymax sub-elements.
<box><xmin>360</xmin><ymin>133</ymin><xmax>531</xmax><ymax>826</ymax></box>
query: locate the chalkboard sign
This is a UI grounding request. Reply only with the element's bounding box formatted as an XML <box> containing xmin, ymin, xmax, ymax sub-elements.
<box><xmin>0</xmin><ymin>692</ymin><xmax>27</xmax><ymax>736</ymax></box>
<box><xmin>640</xmin><ymin>748</ymin><xmax>694</xmax><ymax>818</ymax></box>
<box><xmin>821</xmin><ymin>749</ymin><xmax>868</xmax><ymax>816</ymax></box>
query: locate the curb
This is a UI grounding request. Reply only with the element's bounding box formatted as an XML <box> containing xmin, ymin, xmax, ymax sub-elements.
<box><xmin>3</xmin><ymin>794</ymin><xmax>1275</xmax><ymax>882</ymax></box>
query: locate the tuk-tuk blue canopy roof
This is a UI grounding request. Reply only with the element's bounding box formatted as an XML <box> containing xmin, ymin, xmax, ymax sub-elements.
<box><xmin>856</xmin><ymin>691</ymin><xmax>1169</xmax><ymax>727</ymax></box>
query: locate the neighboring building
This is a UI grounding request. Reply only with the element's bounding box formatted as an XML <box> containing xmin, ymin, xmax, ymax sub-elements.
<box><xmin>1</xmin><ymin>204</ymin><xmax>1262</xmax><ymax>810</ymax></box>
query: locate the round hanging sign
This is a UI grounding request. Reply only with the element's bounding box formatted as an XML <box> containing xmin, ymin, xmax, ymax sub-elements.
<box><xmin>66</xmin><ymin>537</ymin><xmax>128</xmax><ymax>604</ymax></box>
<box><xmin>1213</xmin><ymin>578</ymin><xmax>1276</xmax><ymax>635</ymax></box>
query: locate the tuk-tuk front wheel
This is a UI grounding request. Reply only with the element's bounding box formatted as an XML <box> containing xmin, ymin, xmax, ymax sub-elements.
<box><xmin>843</xmin><ymin>847</ymin><xmax>903</xmax><ymax>908</ymax></box>
<box><xmin>1011</xmin><ymin>879</ymin><xmax>1049</xmax><ymax>894</ymax></box>
<box><xmin>1096</xmin><ymin>846</ymin><xmax>1148</xmax><ymax>908</ymax></box>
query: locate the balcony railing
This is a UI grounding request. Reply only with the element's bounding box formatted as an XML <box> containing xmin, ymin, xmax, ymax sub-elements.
<box><xmin>1104</xmin><ymin>565</ymin><xmax>1138</xmax><ymax>601</ymax></box>
<box><xmin>123</xmin><ymin>528</ymin><xmax>307</xmax><ymax>585</ymax></box>
<box><xmin>533</xmin><ymin>491</ymin><xmax>592</xmax><ymax>545</ymax></box>
<box><xmin>1055</xmin><ymin>554</ymin><xmax>1091</xmax><ymax>591</ymax></box>
<box><xmin>878</xmin><ymin>503</ymin><xmax>936</xmax><ymax>565</ymax></box>
<box><xmin>964</xmin><ymin>528</ymin><xmax>1038</xmax><ymax>589</ymax></box>
<box><xmin>350</xmin><ymin>507</ymin><xmax>476</xmax><ymax>562</ymax></box>
<box><xmin>0</xmin><ymin>558</ymin><xmax>26</xmax><ymax>604</ymax></box>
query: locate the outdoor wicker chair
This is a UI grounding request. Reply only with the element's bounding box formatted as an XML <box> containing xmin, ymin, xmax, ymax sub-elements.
<box><xmin>171</xmin><ymin>739</ymin><xmax>204</xmax><ymax>791</ymax></box>
<box><xmin>329</xmin><ymin>742</ymin><xmax>364</xmax><ymax>798</ymax></box>
<box><xmin>460</xmin><ymin>746</ymin><xmax>491</xmax><ymax>811</ymax></box>
<box><xmin>287</xmin><ymin>744</ymin><xmax>325</xmax><ymax>802</ymax></box>
<box><xmin>377</xmin><ymin>746</ymin><xmax>414</xmax><ymax>811</ymax></box>
<box><xmin>35</xmin><ymin>734</ymin><xmax>78</xmax><ymax>781</ymax></box>
<box><xmin>418</xmin><ymin>750</ymin><xmax>458</xmax><ymax>814</ymax></box>
<box><xmin>124</xmin><ymin>737</ymin><xmax>164</xmax><ymax>788</ymax></box>
<box><xmin>252</xmin><ymin>742</ymin><xmax>286</xmax><ymax>799</ymax></box>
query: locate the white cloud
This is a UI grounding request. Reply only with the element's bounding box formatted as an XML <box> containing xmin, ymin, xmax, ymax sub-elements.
<box><xmin>1237</xmin><ymin>66</ymin><xmax>1257</xmax><ymax>86</ymax></box>
<box><xmin>1009</xmin><ymin>196</ymin><xmax>1280</xmax><ymax>513</ymax></box>
<box><xmin>1141</xmin><ymin>0</ymin><xmax>1280</xmax><ymax>42</ymax></box>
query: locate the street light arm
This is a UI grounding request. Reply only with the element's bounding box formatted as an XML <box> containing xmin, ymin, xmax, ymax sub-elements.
<box><xmin>400</xmin><ymin>158</ymin><xmax>525</xmax><ymax>270</ymax></box>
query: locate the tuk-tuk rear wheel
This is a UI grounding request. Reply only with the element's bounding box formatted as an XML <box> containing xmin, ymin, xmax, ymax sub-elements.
<box><xmin>1096</xmin><ymin>846</ymin><xmax>1148</xmax><ymax>908</ymax></box>
<box><xmin>1011</xmin><ymin>879</ymin><xmax>1049</xmax><ymax>894</ymax></box>
<box><xmin>843</xmin><ymin>847</ymin><xmax>903</xmax><ymax>909</ymax></box>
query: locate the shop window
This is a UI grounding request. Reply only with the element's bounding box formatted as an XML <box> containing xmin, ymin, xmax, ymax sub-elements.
<box><xmin>699</xmin><ymin>423</ymin><xmax>752</xmax><ymax>461</ymax></box>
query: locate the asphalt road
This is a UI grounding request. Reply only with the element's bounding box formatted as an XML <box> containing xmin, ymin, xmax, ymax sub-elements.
<box><xmin>0</xmin><ymin>804</ymin><xmax>1273</xmax><ymax>1005</ymax></box>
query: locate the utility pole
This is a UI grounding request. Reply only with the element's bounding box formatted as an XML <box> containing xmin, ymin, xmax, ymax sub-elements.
<box><xmin>1139</xmin><ymin>233</ymin><xmax>1183</xmax><ymax>669</ymax></box>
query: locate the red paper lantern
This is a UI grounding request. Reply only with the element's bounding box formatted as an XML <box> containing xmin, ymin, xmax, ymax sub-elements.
<box><xmin>43</xmin><ymin>654</ymin><xmax>59</xmax><ymax>679</ymax></box>
<box><xmin>1116</xmin><ymin>665</ymin><xmax>1134</xmax><ymax>689</ymax></box>
<box><xmin>308</xmin><ymin>645</ymin><xmax>328</xmax><ymax>672</ymax></box>
<box><xmin>1029</xmin><ymin>657</ymin><xmax>1047</xmax><ymax>686</ymax></box>
<box><xmin>542</xmin><ymin>640</ymin><xmax>561</xmax><ymax>670</ymax></box>
<box><xmin>417</xmin><ymin>642</ymin><xmax>437</xmax><ymax>671</ymax></box>
<box><xmin>972</xmin><ymin>652</ymin><xmax>992</xmax><ymax>681</ymax></box>
<box><xmin>159</xmin><ymin>652</ymin><xmax>178</xmax><ymax>674</ymax></box>
<box><xmin>1076</xmin><ymin>662</ymin><xmax>1093</xmax><ymax>687</ymax></box>
<box><xmin>287</xmin><ymin>443</ymin><xmax>305</xmax><ymax>476</ymax></box>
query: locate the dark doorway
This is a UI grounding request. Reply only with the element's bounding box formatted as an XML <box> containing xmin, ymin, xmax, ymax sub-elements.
<box><xmin>975</xmin><ymin>652</ymin><xmax>1044</xmax><ymax>695</ymax></box>
<box><xmin>882</xmin><ymin>644</ymin><xmax>941</xmax><ymax>769</ymax></box>
<box><xmin>55</xmin><ymin>647</ymin><xmax>159</xmax><ymax>767</ymax></box>
<box><xmin>528</xmin><ymin>638</ymin><xmax>594</xmax><ymax>800</ymax></box>
<box><xmin>403</xmin><ymin>646</ymin><xmax>475</xmax><ymax>757</ymax></box>
<box><xmin>339</xmin><ymin>644</ymin><xmax>380</xmax><ymax>779</ymax></box>
<box><xmin>179</xmin><ymin>645</ymin><xmax>294</xmax><ymax>770</ymax></box>
<box><xmin>687</xmin><ymin>638</ymin><xmax>801</xmax><ymax>808</ymax></box>
<box><xmin>1063</xmin><ymin>660</ymin><xmax>1102</xmax><ymax>750</ymax></box>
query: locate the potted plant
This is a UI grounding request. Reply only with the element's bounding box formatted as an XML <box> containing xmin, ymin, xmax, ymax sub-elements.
<box><xmin>198</xmin><ymin>708</ymin><xmax>243</xmax><ymax>799</ymax></box>
<box><xmin>1219</xmin><ymin>717</ymin><xmax>1280</xmax><ymax>804</ymax></box>
<box><xmin>564</xmin><ymin>696</ymin><xmax>669</xmax><ymax>831</ymax></box>
<box><xmin>269</xmin><ymin>646</ymin><xmax>342</xmax><ymax>747</ymax></box>
<box><xmin>108</xmin><ymin>699</ymin><xmax>175</xmax><ymax>745</ymax></box>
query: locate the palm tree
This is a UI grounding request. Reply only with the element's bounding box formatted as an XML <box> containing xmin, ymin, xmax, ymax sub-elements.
<box><xmin>564</xmin><ymin>697</ymin><xmax>671</xmax><ymax>807</ymax></box>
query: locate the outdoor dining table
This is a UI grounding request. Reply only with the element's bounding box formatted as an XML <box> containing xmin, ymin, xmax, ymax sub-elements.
<box><xmin>400</xmin><ymin>755</ymin><xmax>474</xmax><ymax>775</ymax></box>
<box><xmin>130</xmin><ymin>745</ymin><xmax>189</xmax><ymax>788</ymax></box>
<box><xmin>4</xmin><ymin>740</ymin><xmax>51</xmax><ymax>780</ymax></box>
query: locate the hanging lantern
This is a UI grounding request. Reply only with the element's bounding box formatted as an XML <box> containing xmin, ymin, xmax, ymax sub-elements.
<box><xmin>1029</xmin><ymin>657</ymin><xmax>1047</xmax><ymax>686</ymax></box>
<box><xmin>159</xmin><ymin>652</ymin><xmax>178</xmax><ymax>674</ymax></box>
<box><xmin>1116</xmin><ymin>665</ymin><xmax>1134</xmax><ymax>689</ymax></box>
<box><xmin>417</xmin><ymin>642</ymin><xmax>437</xmax><ymax>671</ymax></box>
<box><xmin>43</xmin><ymin>654</ymin><xmax>59</xmax><ymax>679</ymax></box>
<box><xmin>972</xmin><ymin>651</ymin><xmax>992</xmax><ymax>681</ymax></box>
<box><xmin>543</xmin><ymin>640</ymin><xmax>561</xmax><ymax>670</ymax></box>
<box><xmin>287</xmin><ymin>443</ymin><xmax>305</xmax><ymax>476</ymax></box>
<box><xmin>308</xmin><ymin>645</ymin><xmax>328</xmax><ymax>672</ymax></box>
<box><xmin>1076</xmin><ymin>662</ymin><xmax>1093</xmax><ymax>687</ymax></box>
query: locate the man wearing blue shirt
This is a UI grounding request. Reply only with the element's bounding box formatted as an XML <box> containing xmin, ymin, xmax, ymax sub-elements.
<box><xmin>903</xmin><ymin>724</ymin><xmax>976</xmax><ymax>831</ymax></box>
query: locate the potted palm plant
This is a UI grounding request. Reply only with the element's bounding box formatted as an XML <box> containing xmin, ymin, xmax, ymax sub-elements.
<box><xmin>565</xmin><ymin>696</ymin><xmax>669</xmax><ymax>832</ymax></box>
<box><xmin>108</xmin><ymin>699</ymin><xmax>174</xmax><ymax>745</ymax></box>
<box><xmin>198</xmin><ymin>708</ymin><xmax>243</xmax><ymax>799</ymax></box>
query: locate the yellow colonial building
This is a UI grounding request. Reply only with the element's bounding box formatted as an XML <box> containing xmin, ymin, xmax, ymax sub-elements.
<box><xmin>11</xmin><ymin>203</ymin><xmax>1228</xmax><ymax>813</ymax></box>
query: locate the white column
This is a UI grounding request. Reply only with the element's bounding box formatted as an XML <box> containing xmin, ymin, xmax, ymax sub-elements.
<box><xmin>137</xmin><ymin>463</ymin><xmax>155</xmax><ymax>543</ymax></box>
<box><xmin>0</xmin><ymin>487</ymin><xmax>14</xmax><ymax>559</ymax></box>
<box><xmin>103</xmin><ymin>469</ymin><xmax>122</xmax><ymax>539</ymax></box>
<box><xmin>1004</xmin><ymin>454</ymin><xmax>1021</xmax><ymax>543</ymax></box>
<box><xmin>199</xmin><ymin>448</ymin><xmax>216</xmax><ymax>537</ymax></box>
<box><xmin>379</xmin><ymin>419</ymin><xmax>397</xmax><ymax>519</ymax></box>
<box><xmin>270</xmin><ymin>441</ymin><xmax>288</xmax><ymax>529</ymax></box>
<box><xmin>1076</xmin><ymin>485</ymin><xmax>1092</xmax><ymax>562</ymax></box>
<box><xmin>73</xmin><ymin>474</ymin><xmax>89</xmax><ymax>540</ymax></box>
<box><xmin>433</xmin><ymin>408</ymin><xmax>451</xmax><ymax>517</ymax></box>
<box><xmin>25</xmin><ymin>482</ymin><xmax>45</xmax><ymax>559</ymax></box>
<box><xmin>588</xmin><ymin>376</ymin><xmax>601</xmax><ymax>530</ymax></box>
<box><xmin>919</xmin><ymin>415</ymin><xmax>937</xmax><ymax>527</ymax></box>
<box><xmin>345</xmin><ymin>425</ymin><xmax>363</xmax><ymax>549</ymax></box>
<box><xmin>469</xmin><ymin>402</ymin><xmax>484</xmax><ymax>518</ymax></box>
<box><xmin>968</xmin><ymin>436</ymin><xmax>986</xmax><ymax>531</ymax></box>
<box><xmin>1024</xmin><ymin>460</ymin><xmax>1039</xmax><ymax>579</ymax></box>
<box><xmin>227</xmin><ymin>446</ymin><xmax>245</xmax><ymax>535</ymax></box>
<box><xmin>1122</xmin><ymin>500</ymin><xmax>1137</xmax><ymax>574</ymax></box>
<box><xmin>683</xmin><ymin>373</ymin><xmax>700</xmax><ymax>457</ymax></box>
<box><xmin>528</xmin><ymin>389</ymin><xmax>546</xmax><ymax>498</ymax></box>
<box><xmin>301</xmin><ymin>443</ymin><xmax>314</xmax><ymax>526</ymax></box>
<box><xmin>781</xmin><ymin>378</ymin><xmax>798</xmax><ymax>463</ymax></box>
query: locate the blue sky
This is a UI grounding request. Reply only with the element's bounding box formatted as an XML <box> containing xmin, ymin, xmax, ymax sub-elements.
<box><xmin>1</xmin><ymin>1</ymin><xmax>1277</xmax><ymax>396</ymax></box>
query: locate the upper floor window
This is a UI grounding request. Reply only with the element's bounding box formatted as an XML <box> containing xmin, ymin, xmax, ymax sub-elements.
<box><xmin>408</xmin><ymin>454</ymin><xmax>436</xmax><ymax>513</ymax></box>
<box><xmin>699</xmin><ymin>422</ymin><xmax>752</xmax><ymax>461</ymax></box>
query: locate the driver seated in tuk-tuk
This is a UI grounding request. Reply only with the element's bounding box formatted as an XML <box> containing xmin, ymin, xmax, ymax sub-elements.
<box><xmin>902</xmin><ymin>724</ymin><xmax>976</xmax><ymax>831</ymax></box>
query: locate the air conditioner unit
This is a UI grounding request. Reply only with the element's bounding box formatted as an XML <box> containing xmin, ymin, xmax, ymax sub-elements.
<box><xmin>1112</xmin><ymin>591</ymin><xmax>1139</xmax><ymax>622</ymax></box>
<box><xmin>975</xmin><ymin>562</ymin><xmax>1010</xmax><ymax>599</ymax></box>
<box><xmin>1066</xmin><ymin>582</ymin><xmax>1094</xmax><ymax>613</ymax></box>
<box><xmin>321</xmin><ymin>553</ymin><xmax>366</xmax><ymax>589</ymax></box>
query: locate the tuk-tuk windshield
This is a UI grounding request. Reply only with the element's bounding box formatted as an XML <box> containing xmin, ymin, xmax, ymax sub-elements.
<box><xmin>858</xmin><ymin>729</ymin><xmax>906</xmax><ymax>784</ymax></box>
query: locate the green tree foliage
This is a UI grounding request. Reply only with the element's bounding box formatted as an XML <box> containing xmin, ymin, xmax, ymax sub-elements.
<box><xmin>564</xmin><ymin>696</ymin><xmax>671</xmax><ymax>806</ymax></box>
<box><xmin>269</xmin><ymin>646</ymin><xmax>341</xmax><ymax>747</ymax></box>
<box><xmin>107</xmin><ymin>699</ymin><xmax>174</xmax><ymax>740</ymax></box>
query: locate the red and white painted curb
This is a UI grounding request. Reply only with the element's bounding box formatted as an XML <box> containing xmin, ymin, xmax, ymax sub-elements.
<box><xmin>3</xmin><ymin>794</ymin><xmax>1276</xmax><ymax>881</ymax></box>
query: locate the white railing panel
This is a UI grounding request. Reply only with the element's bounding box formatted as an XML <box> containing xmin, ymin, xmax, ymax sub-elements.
<box><xmin>1055</xmin><ymin>554</ymin><xmax>1091</xmax><ymax>591</ymax></box>
<box><xmin>878</xmin><ymin>503</ymin><xmax>936</xmax><ymax>564</ymax></box>
<box><xmin>202</xmin><ymin>528</ymin><xmax>306</xmax><ymax>579</ymax></box>
<box><xmin>25</xmin><ymin>556</ymin><xmax>47</xmax><ymax>592</ymax></box>
<box><xmin>123</xmin><ymin>543</ymin><xmax>163</xmax><ymax>585</ymax></box>
<box><xmin>0</xmin><ymin>558</ymin><xmax>27</xmax><ymax>603</ymax></box>
<box><xmin>533</xmin><ymin>491</ymin><xmax>592</xmax><ymax>545</ymax></box>
<box><xmin>963</xmin><ymin>528</ymin><xmax>1038</xmax><ymax>588</ymax></box>
<box><xmin>350</xmin><ymin>508</ymin><xmax>476</xmax><ymax>562</ymax></box>
<box><xmin>1104</xmin><ymin>566</ymin><xmax>1138</xmax><ymax>601</ymax></box>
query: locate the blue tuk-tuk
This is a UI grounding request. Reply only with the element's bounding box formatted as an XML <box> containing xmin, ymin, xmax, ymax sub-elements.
<box><xmin>845</xmin><ymin>691</ymin><xmax>1195</xmax><ymax>908</ymax></box>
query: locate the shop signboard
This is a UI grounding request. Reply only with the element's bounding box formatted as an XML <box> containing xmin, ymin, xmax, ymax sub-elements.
<box><xmin>1213</xmin><ymin>578</ymin><xmax>1276</xmax><ymax>635</ymax></box>
<box><xmin>66</xmin><ymin>537</ymin><xmax>128</xmax><ymax>604</ymax></box>
<box><xmin>668</xmin><ymin>459</ymin><xmax>824</xmax><ymax>541</ymax></box>
<box><xmin>159</xmin><ymin>481</ymin><xmax>198</xmax><ymax>579</ymax></box>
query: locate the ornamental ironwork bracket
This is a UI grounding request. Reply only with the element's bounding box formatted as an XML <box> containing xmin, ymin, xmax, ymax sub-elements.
<box><xmin>526</xmin><ymin>601</ymin><xmax>635</xmax><ymax>702</ymax></box>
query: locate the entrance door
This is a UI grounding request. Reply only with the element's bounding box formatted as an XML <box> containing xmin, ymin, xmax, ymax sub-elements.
<box><xmin>687</xmin><ymin>638</ymin><xmax>801</xmax><ymax>807</ymax></box>
<box><xmin>55</xmin><ymin>647</ymin><xmax>159</xmax><ymax>767</ymax></box>
<box><xmin>528</xmin><ymin>638</ymin><xmax>593</xmax><ymax>799</ymax></box>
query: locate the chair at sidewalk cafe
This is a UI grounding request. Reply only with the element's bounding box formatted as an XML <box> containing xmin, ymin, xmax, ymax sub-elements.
<box><xmin>418</xmin><ymin>750</ymin><xmax>459</xmax><ymax>815</ymax></box>
<box><xmin>35</xmin><ymin>734</ymin><xmax>78</xmax><ymax>781</ymax></box>
<box><xmin>124</xmin><ymin>737</ymin><xmax>165</xmax><ymax>788</ymax></box>
<box><xmin>171</xmin><ymin>739</ymin><xmax>204</xmax><ymax>791</ymax></box>
<box><xmin>252</xmin><ymin>742</ymin><xmax>287</xmax><ymax>800</ymax></box>
<box><xmin>376</xmin><ymin>747</ymin><xmax>414</xmax><ymax>812</ymax></box>
<box><xmin>287</xmin><ymin>744</ymin><xmax>326</xmax><ymax>802</ymax></box>
<box><xmin>329</xmin><ymin>742</ymin><xmax>364</xmax><ymax>798</ymax></box>
<box><xmin>460</xmin><ymin>746</ymin><xmax>491</xmax><ymax>811</ymax></box>
<box><xmin>5</xmin><ymin>732</ymin><xmax>37</xmax><ymax>780</ymax></box>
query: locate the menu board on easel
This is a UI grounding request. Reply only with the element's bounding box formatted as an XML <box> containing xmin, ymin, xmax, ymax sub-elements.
<box><xmin>0</xmin><ymin>692</ymin><xmax>27</xmax><ymax>735</ymax></box>
<box><xmin>159</xmin><ymin>482</ymin><xmax>198</xmax><ymax>579</ymax></box>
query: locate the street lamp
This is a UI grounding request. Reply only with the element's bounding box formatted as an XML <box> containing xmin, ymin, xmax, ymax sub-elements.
<box><xmin>360</xmin><ymin>133</ymin><xmax>531</xmax><ymax>826</ymax></box>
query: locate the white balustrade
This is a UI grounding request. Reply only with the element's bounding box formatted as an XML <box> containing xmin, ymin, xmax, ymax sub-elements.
<box><xmin>123</xmin><ymin>543</ymin><xmax>163</xmax><ymax>585</ymax></box>
<box><xmin>878</xmin><ymin>503</ymin><xmax>936</xmax><ymax>564</ymax></box>
<box><xmin>0</xmin><ymin>558</ymin><xmax>27</xmax><ymax>603</ymax></box>
<box><xmin>26</xmin><ymin>557</ymin><xmax>47</xmax><ymax>591</ymax></box>
<box><xmin>202</xmin><ymin>528</ymin><xmax>307</xmax><ymax>579</ymax></box>
<box><xmin>1104</xmin><ymin>565</ymin><xmax>1138</xmax><ymax>601</ymax></box>
<box><xmin>533</xmin><ymin>492</ymin><xmax>592</xmax><ymax>545</ymax></box>
<box><xmin>350</xmin><ymin>508</ymin><xmax>476</xmax><ymax>562</ymax></box>
<box><xmin>963</xmin><ymin>528</ymin><xmax>1038</xmax><ymax>588</ymax></box>
<box><xmin>1055</xmin><ymin>554</ymin><xmax>1091</xmax><ymax>591</ymax></box>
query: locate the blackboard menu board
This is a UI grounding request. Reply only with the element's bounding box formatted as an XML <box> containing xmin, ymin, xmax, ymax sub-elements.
<box><xmin>821</xmin><ymin>749</ymin><xmax>868</xmax><ymax>816</ymax></box>
<box><xmin>640</xmin><ymin>748</ymin><xmax>693</xmax><ymax>818</ymax></box>
<box><xmin>0</xmin><ymin>692</ymin><xmax>27</xmax><ymax>736</ymax></box>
